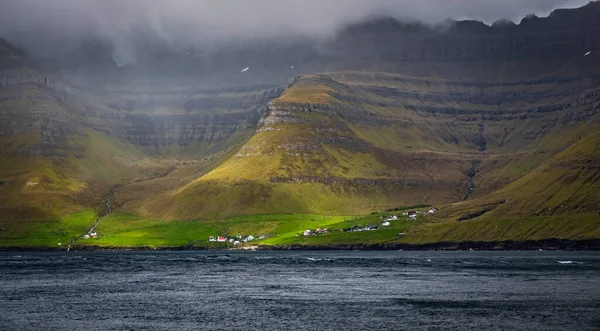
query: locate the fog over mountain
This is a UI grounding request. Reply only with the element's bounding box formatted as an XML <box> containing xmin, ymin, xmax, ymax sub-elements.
<box><xmin>0</xmin><ymin>0</ymin><xmax>592</xmax><ymax>66</ymax></box>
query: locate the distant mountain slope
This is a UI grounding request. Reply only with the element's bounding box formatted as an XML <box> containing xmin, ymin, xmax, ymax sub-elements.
<box><xmin>440</xmin><ymin>128</ymin><xmax>600</xmax><ymax>221</ymax></box>
<box><xmin>0</xmin><ymin>39</ymin><xmax>283</xmax><ymax>222</ymax></box>
<box><xmin>121</xmin><ymin>68</ymin><xmax>600</xmax><ymax>219</ymax></box>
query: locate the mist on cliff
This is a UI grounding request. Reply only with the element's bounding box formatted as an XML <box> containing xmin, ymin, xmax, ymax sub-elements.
<box><xmin>0</xmin><ymin>0</ymin><xmax>591</xmax><ymax>67</ymax></box>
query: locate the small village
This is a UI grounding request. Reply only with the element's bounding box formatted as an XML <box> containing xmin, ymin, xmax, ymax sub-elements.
<box><xmin>208</xmin><ymin>233</ymin><xmax>272</xmax><ymax>245</ymax></box>
<box><xmin>344</xmin><ymin>207</ymin><xmax>437</xmax><ymax>232</ymax></box>
<box><xmin>83</xmin><ymin>232</ymin><xmax>98</xmax><ymax>239</ymax></box>
<box><xmin>207</xmin><ymin>207</ymin><xmax>438</xmax><ymax>243</ymax></box>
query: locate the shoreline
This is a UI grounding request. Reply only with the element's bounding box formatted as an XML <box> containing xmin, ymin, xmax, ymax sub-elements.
<box><xmin>2</xmin><ymin>238</ymin><xmax>600</xmax><ymax>252</ymax></box>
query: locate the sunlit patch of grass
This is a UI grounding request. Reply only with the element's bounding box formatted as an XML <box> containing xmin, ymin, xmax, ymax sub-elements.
<box><xmin>0</xmin><ymin>211</ymin><xmax>97</xmax><ymax>247</ymax></box>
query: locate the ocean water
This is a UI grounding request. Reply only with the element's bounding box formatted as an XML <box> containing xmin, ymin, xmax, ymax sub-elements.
<box><xmin>1</xmin><ymin>251</ymin><xmax>599</xmax><ymax>330</ymax></box>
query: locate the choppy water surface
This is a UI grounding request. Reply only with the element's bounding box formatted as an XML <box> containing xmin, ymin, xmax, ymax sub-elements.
<box><xmin>1</xmin><ymin>251</ymin><xmax>599</xmax><ymax>330</ymax></box>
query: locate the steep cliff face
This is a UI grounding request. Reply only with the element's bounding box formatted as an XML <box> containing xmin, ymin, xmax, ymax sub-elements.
<box><xmin>0</xmin><ymin>72</ymin><xmax>284</xmax><ymax>154</ymax></box>
<box><xmin>89</xmin><ymin>85</ymin><xmax>284</xmax><ymax>155</ymax></box>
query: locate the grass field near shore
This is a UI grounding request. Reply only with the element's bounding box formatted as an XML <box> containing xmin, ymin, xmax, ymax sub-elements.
<box><xmin>1</xmin><ymin>208</ymin><xmax>599</xmax><ymax>249</ymax></box>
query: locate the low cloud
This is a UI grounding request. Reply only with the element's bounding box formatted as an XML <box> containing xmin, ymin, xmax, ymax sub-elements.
<box><xmin>0</xmin><ymin>0</ymin><xmax>592</xmax><ymax>65</ymax></box>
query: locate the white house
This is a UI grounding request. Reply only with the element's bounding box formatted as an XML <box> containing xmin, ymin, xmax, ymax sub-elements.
<box><xmin>381</xmin><ymin>221</ymin><xmax>391</xmax><ymax>227</ymax></box>
<box><xmin>209</xmin><ymin>236</ymin><xmax>216</xmax><ymax>242</ymax></box>
<box><xmin>217</xmin><ymin>236</ymin><xmax>227</xmax><ymax>242</ymax></box>
<box><xmin>247</xmin><ymin>235</ymin><xmax>254</xmax><ymax>241</ymax></box>
<box><xmin>386</xmin><ymin>215</ymin><xmax>398</xmax><ymax>221</ymax></box>
<box><xmin>303</xmin><ymin>230</ymin><xmax>311</xmax><ymax>236</ymax></box>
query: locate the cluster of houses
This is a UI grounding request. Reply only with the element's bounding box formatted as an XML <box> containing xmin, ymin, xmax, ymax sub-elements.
<box><xmin>208</xmin><ymin>234</ymin><xmax>268</xmax><ymax>245</ymax></box>
<box><xmin>377</xmin><ymin>207</ymin><xmax>438</xmax><ymax>227</ymax></box>
<box><xmin>298</xmin><ymin>228</ymin><xmax>330</xmax><ymax>236</ymax></box>
<box><xmin>342</xmin><ymin>207</ymin><xmax>438</xmax><ymax>233</ymax></box>
<box><xmin>82</xmin><ymin>232</ymin><xmax>98</xmax><ymax>239</ymax></box>
<box><xmin>381</xmin><ymin>215</ymin><xmax>398</xmax><ymax>226</ymax></box>
<box><xmin>400</xmin><ymin>207</ymin><xmax>437</xmax><ymax>219</ymax></box>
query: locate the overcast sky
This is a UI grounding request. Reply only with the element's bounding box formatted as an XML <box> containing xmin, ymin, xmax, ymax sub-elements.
<box><xmin>0</xmin><ymin>0</ymin><xmax>593</xmax><ymax>65</ymax></box>
<box><xmin>0</xmin><ymin>0</ymin><xmax>592</xmax><ymax>38</ymax></box>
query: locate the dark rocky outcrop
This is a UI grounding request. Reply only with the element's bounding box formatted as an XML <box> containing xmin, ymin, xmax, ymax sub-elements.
<box><xmin>3</xmin><ymin>238</ymin><xmax>600</xmax><ymax>251</ymax></box>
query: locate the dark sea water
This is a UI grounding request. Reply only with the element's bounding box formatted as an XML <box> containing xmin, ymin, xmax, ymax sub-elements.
<box><xmin>1</xmin><ymin>251</ymin><xmax>599</xmax><ymax>331</ymax></box>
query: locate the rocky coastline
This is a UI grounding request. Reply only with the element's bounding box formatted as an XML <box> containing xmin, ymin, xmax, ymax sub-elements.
<box><xmin>2</xmin><ymin>238</ymin><xmax>599</xmax><ymax>252</ymax></box>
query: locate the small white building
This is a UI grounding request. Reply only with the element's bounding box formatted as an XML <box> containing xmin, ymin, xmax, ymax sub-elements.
<box><xmin>209</xmin><ymin>236</ymin><xmax>216</xmax><ymax>242</ymax></box>
<box><xmin>247</xmin><ymin>235</ymin><xmax>254</xmax><ymax>241</ymax></box>
<box><xmin>386</xmin><ymin>215</ymin><xmax>398</xmax><ymax>221</ymax></box>
<box><xmin>83</xmin><ymin>234</ymin><xmax>90</xmax><ymax>239</ymax></box>
<box><xmin>381</xmin><ymin>221</ymin><xmax>391</xmax><ymax>227</ymax></box>
<box><xmin>303</xmin><ymin>230</ymin><xmax>311</xmax><ymax>236</ymax></box>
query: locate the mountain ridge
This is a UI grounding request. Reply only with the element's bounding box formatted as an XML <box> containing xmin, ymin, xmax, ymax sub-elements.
<box><xmin>0</xmin><ymin>3</ymin><xmax>599</xmax><ymax>248</ymax></box>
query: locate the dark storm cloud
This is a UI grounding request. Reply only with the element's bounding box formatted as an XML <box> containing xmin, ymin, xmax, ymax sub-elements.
<box><xmin>0</xmin><ymin>0</ymin><xmax>592</xmax><ymax>65</ymax></box>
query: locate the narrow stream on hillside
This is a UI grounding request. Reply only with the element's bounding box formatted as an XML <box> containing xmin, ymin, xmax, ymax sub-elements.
<box><xmin>464</xmin><ymin>161</ymin><xmax>480</xmax><ymax>200</ymax></box>
<box><xmin>66</xmin><ymin>191</ymin><xmax>116</xmax><ymax>251</ymax></box>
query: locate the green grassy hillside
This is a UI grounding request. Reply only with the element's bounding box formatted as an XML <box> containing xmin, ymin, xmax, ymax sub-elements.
<box><xmin>119</xmin><ymin>74</ymin><xmax>474</xmax><ymax>220</ymax></box>
<box><xmin>119</xmin><ymin>70</ymin><xmax>600</xmax><ymax>222</ymax></box>
<box><xmin>439</xmin><ymin>129</ymin><xmax>600</xmax><ymax>221</ymax></box>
